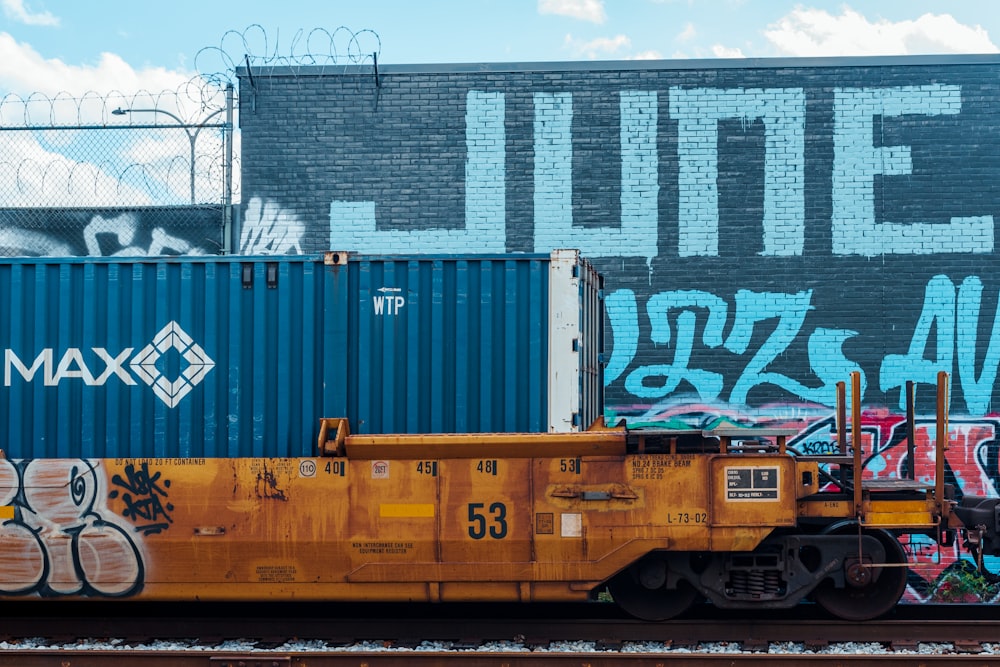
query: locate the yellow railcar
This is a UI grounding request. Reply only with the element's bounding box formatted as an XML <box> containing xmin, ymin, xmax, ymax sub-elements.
<box><xmin>2</xmin><ymin>372</ymin><xmax>998</xmax><ymax>621</ymax></box>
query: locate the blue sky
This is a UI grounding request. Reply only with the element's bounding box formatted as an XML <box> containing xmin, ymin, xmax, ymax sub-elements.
<box><xmin>2</xmin><ymin>0</ymin><xmax>998</xmax><ymax>97</ymax></box>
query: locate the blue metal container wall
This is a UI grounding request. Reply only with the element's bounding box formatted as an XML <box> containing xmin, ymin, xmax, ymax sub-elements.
<box><xmin>328</xmin><ymin>255</ymin><xmax>550</xmax><ymax>434</ymax></box>
<box><xmin>0</xmin><ymin>254</ymin><xmax>563</xmax><ymax>457</ymax></box>
<box><xmin>0</xmin><ymin>257</ymin><xmax>332</xmax><ymax>459</ymax></box>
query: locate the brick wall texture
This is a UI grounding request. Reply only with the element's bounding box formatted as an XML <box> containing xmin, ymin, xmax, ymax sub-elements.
<box><xmin>237</xmin><ymin>58</ymin><xmax>1000</xmax><ymax>459</ymax></box>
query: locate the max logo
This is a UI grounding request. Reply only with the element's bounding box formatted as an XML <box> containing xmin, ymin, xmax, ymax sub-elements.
<box><xmin>3</xmin><ymin>322</ymin><xmax>214</xmax><ymax>408</ymax></box>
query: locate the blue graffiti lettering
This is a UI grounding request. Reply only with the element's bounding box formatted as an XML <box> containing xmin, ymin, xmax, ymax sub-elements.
<box><xmin>624</xmin><ymin>290</ymin><xmax>727</xmax><ymax>400</ymax></box>
<box><xmin>330</xmin><ymin>90</ymin><xmax>506</xmax><ymax>252</ymax></box>
<box><xmin>882</xmin><ymin>275</ymin><xmax>1000</xmax><ymax>416</ymax></box>
<box><xmin>958</xmin><ymin>277</ymin><xmax>1000</xmax><ymax>416</ymax></box>
<box><xmin>325</xmin><ymin>84</ymin><xmax>989</xmax><ymax>260</ymax></box>
<box><xmin>610</xmin><ymin>275</ymin><xmax>1000</xmax><ymax>414</ymax></box>
<box><xmin>609</xmin><ymin>287</ymin><xmax>859</xmax><ymax>407</ymax></box>
<box><xmin>880</xmin><ymin>275</ymin><xmax>955</xmax><ymax>410</ymax></box>
<box><xmin>725</xmin><ymin>290</ymin><xmax>856</xmax><ymax>405</ymax></box>
<box><xmin>604</xmin><ymin>289</ymin><xmax>638</xmax><ymax>386</ymax></box>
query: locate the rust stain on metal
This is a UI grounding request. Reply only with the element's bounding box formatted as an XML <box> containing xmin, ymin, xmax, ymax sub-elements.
<box><xmin>255</xmin><ymin>462</ymin><xmax>288</xmax><ymax>501</ymax></box>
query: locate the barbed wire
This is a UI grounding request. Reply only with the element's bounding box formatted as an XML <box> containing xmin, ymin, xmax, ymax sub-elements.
<box><xmin>0</xmin><ymin>26</ymin><xmax>382</xmax><ymax>129</ymax></box>
<box><xmin>0</xmin><ymin>78</ymin><xmax>229</xmax><ymax>129</ymax></box>
<box><xmin>195</xmin><ymin>24</ymin><xmax>382</xmax><ymax>85</ymax></box>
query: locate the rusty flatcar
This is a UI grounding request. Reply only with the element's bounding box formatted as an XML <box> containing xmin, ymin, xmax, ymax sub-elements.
<box><xmin>3</xmin><ymin>371</ymin><xmax>997</xmax><ymax>621</ymax></box>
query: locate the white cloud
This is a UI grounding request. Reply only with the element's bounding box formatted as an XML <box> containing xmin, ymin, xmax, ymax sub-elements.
<box><xmin>764</xmin><ymin>7</ymin><xmax>999</xmax><ymax>56</ymax></box>
<box><xmin>630</xmin><ymin>50</ymin><xmax>664</xmax><ymax>60</ymax></box>
<box><xmin>0</xmin><ymin>132</ymin><xmax>152</xmax><ymax>207</ymax></box>
<box><xmin>539</xmin><ymin>0</ymin><xmax>607</xmax><ymax>24</ymax></box>
<box><xmin>563</xmin><ymin>33</ymin><xmax>631</xmax><ymax>59</ymax></box>
<box><xmin>0</xmin><ymin>33</ymin><xmax>205</xmax><ymax>146</ymax></box>
<box><xmin>2</xmin><ymin>0</ymin><xmax>58</xmax><ymax>27</ymax></box>
<box><xmin>0</xmin><ymin>33</ymin><xmax>191</xmax><ymax>98</ymax></box>
<box><xmin>677</xmin><ymin>22</ymin><xmax>697</xmax><ymax>43</ymax></box>
<box><xmin>712</xmin><ymin>44</ymin><xmax>745</xmax><ymax>58</ymax></box>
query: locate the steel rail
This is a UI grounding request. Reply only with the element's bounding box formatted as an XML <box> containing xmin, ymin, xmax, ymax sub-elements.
<box><xmin>0</xmin><ymin>650</ymin><xmax>997</xmax><ymax>666</ymax></box>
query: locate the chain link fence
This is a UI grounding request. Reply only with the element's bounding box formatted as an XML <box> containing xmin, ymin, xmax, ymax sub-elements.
<box><xmin>1</xmin><ymin>26</ymin><xmax>383</xmax><ymax>257</ymax></box>
<box><xmin>0</xmin><ymin>80</ymin><xmax>236</xmax><ymax>256</ymax></box>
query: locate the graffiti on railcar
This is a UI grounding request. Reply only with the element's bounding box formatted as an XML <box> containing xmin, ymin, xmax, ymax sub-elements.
<box><xmin>108</xmin><ymin>461</ymin><xmax>174</xmax><ymax>535</ymax></box>
<box><xmin>0</xmin><ymin>458</ymin><xmax>145</xmax><ymax>597</ymax></box>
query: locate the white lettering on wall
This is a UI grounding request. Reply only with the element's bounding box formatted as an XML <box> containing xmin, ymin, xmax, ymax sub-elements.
<box><xmin>832</xmin><ymin>84</ymin><xmax>993</xmax><ymax>256</ymax></box>
<box><xmin>330</xmin><ymin>90</ymin><xmax>506</xmax><ymax>252</ymax></box>
<box><xmin>670</xmin><ymin>87</ymin><xmax>805</xmax><ymax>257</ymax></box>
<box><xmin>533</xmin><ymin>91</ymin><xmax>659</xmax><ymax>262</ymax></box>
<box><xmin>324</xmin><ymin>83</ymin><xmax>991</xmax><ymax>261</ymax></box>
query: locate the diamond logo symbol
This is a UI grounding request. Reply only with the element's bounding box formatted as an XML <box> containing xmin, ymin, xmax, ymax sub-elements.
<box><xmin>130</xmin><ymin>322</ymin><xmax>215</xmax><ymax>408</ymax></box>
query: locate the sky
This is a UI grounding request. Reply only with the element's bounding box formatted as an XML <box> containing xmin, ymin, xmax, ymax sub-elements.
<box><xmin>2</xmin><ymin>0</ymin><xmax>999</xmax><ymax>100</ymax></box>
<box><xmin>0</xmin><ymin>0</ymin><xmax>998</xmax><ymax>208</ymax></box>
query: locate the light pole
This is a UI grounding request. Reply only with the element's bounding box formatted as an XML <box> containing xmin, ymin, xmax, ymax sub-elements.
<box><xmin>112</xmin><ymin>102</ymin><xmax>229</xmax><ymax>204</ymax></box>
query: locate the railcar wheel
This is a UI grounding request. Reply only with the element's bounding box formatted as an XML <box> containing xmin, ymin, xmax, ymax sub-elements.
<box><xmin>607</xmin><ymin>557</ymin><xmax>698</xmax><ymax>621</ymax></box>
<box><xmin>813</xmin><ymin>525</ymin><xmax>907</xmax><ymax>621</ymax></box>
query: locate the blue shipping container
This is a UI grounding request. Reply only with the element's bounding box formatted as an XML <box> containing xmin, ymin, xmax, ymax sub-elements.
<box><xmin>0</xmin><ymin>251</ymin><xmax>602</xmax><ymax>458</ymax></box>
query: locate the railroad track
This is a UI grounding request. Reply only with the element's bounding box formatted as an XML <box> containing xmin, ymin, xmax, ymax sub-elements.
<box><xmin>1</xmin><ymin>654</ymin><xmax>999</xmax><ymax>667</ymax></box>
<box><xmin>2</xmin><ymin>602</ymin><xmax>1000</xmax><ymax>665</ymax></box>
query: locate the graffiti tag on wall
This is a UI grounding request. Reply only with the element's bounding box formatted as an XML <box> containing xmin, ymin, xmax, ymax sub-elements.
<box><xmin>789</xmin><ymin>413</ymin><xmax>1000</xmax><ymax>602</ymax></box>
<box><xmin>0</xmin><ymin>207</ymin><xmax>223</xmax><ymax>256</ymax></box>
<box><xmin>239</xmin><ymin>197</ymin><xmax>305</xmax><ymax>254</ymax></box>
<box><xmin>606</xmin><ymin>274</ymin><xmax>1000</xmax><ymax>417</ymax></box>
